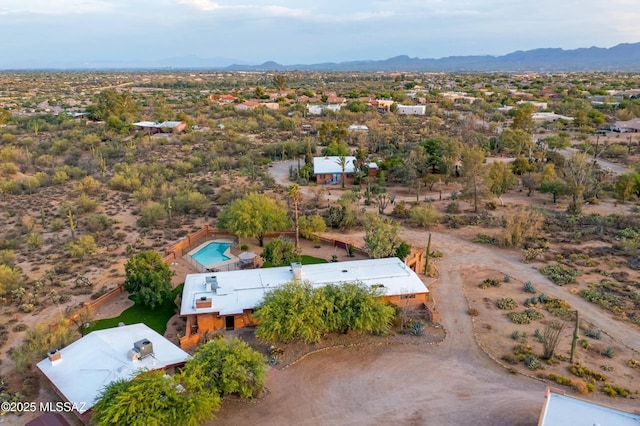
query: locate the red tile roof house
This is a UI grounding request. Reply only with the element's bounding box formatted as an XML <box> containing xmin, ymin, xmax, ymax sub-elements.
<box><xmin>235</xmin><ymin>100</ymin><xmax>261</xmax><ymax>111</ymax></box>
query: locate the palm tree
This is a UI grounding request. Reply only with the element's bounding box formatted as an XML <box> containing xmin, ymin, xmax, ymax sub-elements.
<box><xmin>288</xmin><ymin>184</ymin><xmax>301</xmax><ymax>248</ymax></box>
<box><xmin>336</xmin><ymin>156</ymin><xmax>348</xmax><ymax>189</ymax></box>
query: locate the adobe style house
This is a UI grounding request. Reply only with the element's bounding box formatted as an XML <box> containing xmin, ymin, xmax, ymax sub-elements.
<box><xmin>37</xmin><ymin>323</ymin><xmax>189</xmax><ymax>424</ymax></box>
<box><xmin>180</xmin><ymin>258</ymin><xmax>429</xmax><ymax>348</ymax></box>
<box><xmin>133</xmin><ymin>120</ymin><xmax>187</xmax><ymax>135</ymax></box>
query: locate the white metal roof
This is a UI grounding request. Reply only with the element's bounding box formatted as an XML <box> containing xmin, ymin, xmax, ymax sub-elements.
<box><xmin>180</xmin><ymin>257</ymin><xmax>429</xmax><ymax>317</ymax></box>
<box><xmin>36</xmin><ymin>323</ymin><xmax>190</xmax><ymax>414</ymax></box>
<box><xmin>133</xmin><ymin>121</ymin><xmax>184</xmax><ymax>128</ymax></box>
<box><xmin>538</xmin><ymin>388</ymin><xmax>640</xmax><ymax>426</ymax></box>
<box><xmin>313</xmin><ymin>156</ymin><xmax>356</xmax><ymax>175</ymax></box>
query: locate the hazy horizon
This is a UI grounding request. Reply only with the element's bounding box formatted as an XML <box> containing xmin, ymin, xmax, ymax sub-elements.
<box><xmin>1</xmin><ymin>0</ymin><xmax>639</xmax><ymax>69</ymax></box>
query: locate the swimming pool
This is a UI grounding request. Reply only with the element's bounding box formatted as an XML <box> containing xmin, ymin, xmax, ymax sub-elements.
<box><xmin>192</xmin><ymin>242</ymin><xmax>231</xmax><ymax>266</ymax></box>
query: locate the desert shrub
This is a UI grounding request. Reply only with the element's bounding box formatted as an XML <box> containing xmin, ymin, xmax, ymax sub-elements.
<box><xmin>521</xmin><ymin>247</ymin><xmax>544</xmax><ymax>262</ymax></box>
<box><xmin>503</xmin><ymin>274</ymin><xmax>511</xmax><ymax>283</ymax></box>
<box><xmin>501</xmin><ymin>354</ymin><xmax>518</xmax><ymax>364</ymax></box>
<box><xmin>585</xmin><ymin>328</ymin><xmax>602</xmax><ymax>339</ymax></box>
<box><xmin>409</xmin><ymin>321</ymin><xmax>424</xmax><ymax>336</ymax></box>
<box><xmin>572</xmin><ymin>379</ymin><xmax>591</xmax><ymax>394</ymax></box>
<box><xmin>508</xmin><ymin>308</ymin><xmax>544</xmax><ymax>324</ymax></box>
<box><xmin>569</xmin><ymin>363</ymin><xmax>607</xmax><ymax>381</ymax></box>
<box><xmin>548</xmin><ymin>373</ymin><xmax>573</xmax><ymax>387</ymax></box>
<box><xmin>523</xmin><ymin>281</ymin><xmax>536</xmax><ymax>293</ymax></box>
<box><xmin>479</xmin><ymin>278</ymin><xmax>501</xmax><ymax>289</ymax></box>
<box><xmin>468</xmin><ymin>308</ymin><xmax>479</xmax><ymax>316</ymax></box>
<box><xmin>534</xmin><ymin>329</ymin><xmax>544</xmax><ymax>342</ymax></box>
<box><xmin>602</xmin><ymin>384</ymin><xmax>630</xmax><ymax>398</ymax></box>
<box><xmin>511</xmin><ymin>330</ymin><xmax>520</xmax><ymax>340</ymax></box>
<box><xmin>408</xmin><ymin>204</ymin><xmax>440</xmax><ymax>228</ymax></box>
<box><xmin>543</xmin><ymin>297</ymin><xmax>572</xmax><ymax>318</ymax></box>
<box><xmin>540</xmin><ymin>264</ymin><xmax>580</xmax><ymax>285</ymax></box>
<box><xmin>445</xmin><ymin>202</ymin><xmax>460</xmax><ymax>213</ymax></box>
<box><xmin>49</xmin><ymin>218</ymin><xmax>65</xmax><ymax>232</ymax></box>
<box><xmin>496</xmin><ymin>297</ymin><xmax>517</xmax><ymax>310</ymax></box>
<box><xmin>602</xmin><ymin>347</ymin><xmax>614</xmax><ymax>358</ymax></box>
<box><xmin>474</xmin><ymin>233</ymin><xmax>496</xmax><ymax>244</ymax></box>
<box><xmin>391</xmin><ymin>202</ymin><xmax>411</xmax><ymax>219</ymax></box>
<box><xmin>627</xmin><ymin>359</ymin><xmax>640</xmax><ymax>369</ymax></box>
<box><xmin>524</xmin><ymin>355</ymin><xmax>540</xmax><ymax>370</ymax></box>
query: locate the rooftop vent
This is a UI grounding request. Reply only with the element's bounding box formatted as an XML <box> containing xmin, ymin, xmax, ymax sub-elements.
<box><xmin>206</xmin><ymin>276</ymin><xmax>219</xmax><ymax>292</ymax></box>
<box><xmin>133</xmin><ymin>339</ymin><xmax>153</xmax><ymax>359</ymax></box>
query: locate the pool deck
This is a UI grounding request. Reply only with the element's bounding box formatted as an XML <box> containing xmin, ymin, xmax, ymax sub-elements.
<box><xmin>186</xmin><ymin>239</ymin><xmax>239</xmax><ymax>272</ymax></box>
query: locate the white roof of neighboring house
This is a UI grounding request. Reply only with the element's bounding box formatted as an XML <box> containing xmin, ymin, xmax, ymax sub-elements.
<box><xmin>313</xmin><ymin>156</ymin><xmax>356</xmax><ymax>175</ymax></box>
<box><xmin>538</xmin><ymin>388</ymin><xmax>640</xmax><ymax>426</ymax></box>
<box><xmin>348</xmin><ymin>125</ymin><xmax>369</xmax><ymax>132</ymax></box>
<box><xmin>532</xmin><ymin>112</ymin><xmax>574</xmax><ymax>122</ymax></box>
<box><xmin>613</xmin><ymin>118</ymin><xmax>640</xmax><ymax>131</ymax></box>
<box><xmin>133</xmin><ymin>121</ymin><xmax>184</xmax><ymax>129</ymax></box>
<box><xmin>37</xmin><ymin>324</ymin><xmax>190</xmax><ymax>414</ymax></box>
<box><xmin>180</xmin><ymin>257</ymin><xmax>429</xmax><ymax>317</ymax></box>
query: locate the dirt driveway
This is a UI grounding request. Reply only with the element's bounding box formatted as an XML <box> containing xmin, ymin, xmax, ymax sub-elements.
<box><xmin>214</xmin><ymin>230</ymin><xmax>601</xmax><ymax>426</ymax></box>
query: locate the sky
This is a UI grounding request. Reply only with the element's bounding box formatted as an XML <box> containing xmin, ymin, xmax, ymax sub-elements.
<box><xmin>1</xmin><ymin>0</ymin><xmax>639</xmax><ymax>68</ymax></box>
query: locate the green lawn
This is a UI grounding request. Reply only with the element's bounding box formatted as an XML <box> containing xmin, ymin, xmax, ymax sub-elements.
<box><xmin>262</xmin><ymin>255</ymin><xmax>327</xmax><ymax>268</ymax></box>
<box><xmin>86</xmin><ymin>284</ymin><xmax>183</xmax><ymax>335</ymax></box>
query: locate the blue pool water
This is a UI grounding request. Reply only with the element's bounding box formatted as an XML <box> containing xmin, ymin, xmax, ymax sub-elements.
<box><xmin>192</xmin><ymin>242</ymin><xmax>231</xmax><ymax>266</ymax></box>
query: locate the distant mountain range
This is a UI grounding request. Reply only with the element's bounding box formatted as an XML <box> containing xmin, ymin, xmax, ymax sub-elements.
<box><xmin>4</xmin><ymin>43</ymin><xmax>640</xmax><ymax>71</ymax></box>
<box><xmin>225</xmin><ymin>43</ymin><xmax>640</xmax><ymax>72</ymax></box>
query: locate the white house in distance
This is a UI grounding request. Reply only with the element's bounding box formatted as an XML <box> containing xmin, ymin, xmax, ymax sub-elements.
<box><xmin>532</xmin><ymin>112</ymin><xmax>574</xmax><ymax>123</ymax></box>
<box><xmin>179</xmin><ymin>257</ymin><xmax>430</xmax><ymax>348</ymax></box>
<box><xmin>37</xmin><ymin>323</ymin><xmax>190</xmax><ymax>423</ymax></box>
<box><xmin>132</xmin><ymin>121</ymin><xmax>187</xmax><ymax>134</ymax></box>
<box><xmin>611</xmin><ymin>118</ymin><xmax>640</xmax><ymax>133</ymax></box>
<box><xmin>397</xmin><ymin>105</ymin><xmax>426</xmax><ymax>115</ymax></box>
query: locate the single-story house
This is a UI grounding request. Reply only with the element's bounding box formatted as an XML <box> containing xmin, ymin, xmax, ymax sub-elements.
<box><xmin>132</xmin><ymin>121</ymin><xmax>187</xmax><ymax>134</ymax></box>
<box><xmin>307</xmin><ymin>104</ymin><xmax>342</xmax><ymax>115</ymax></box>
<box><xmin>532</xmin><ymin>112</ymin><xmax>574</xmax><ymax>123</ymax></box>
<box><xmin>37</xmin><ymin>323</ymin><xmax>190</xmax><ymax>424</ymax></box>
<box><xmin>538</xmin><ymin>387</ymin><xmax>640</xmax><ymax>425</ymax></box>
<box><xmin>180</xmin><ymin>257</ymin><xmax>429</xmax><ymax>348</ymax></box>
<box><xmin>235</xmin><ymin>100</ymin><xmax>261</xmax><ymax>111</ymax></box>
<box><xmin>611</xmin><ymin>118</ymin><xmax>640</xmax><ymax>133</ymax></box>
<box><xmin>313</xmin><ymin>155</ymin><xmax>356</xmax><ymax>185</ymax></box>
<box><xmin>397</xmin><ymin>105</ymin><xmax>426</xmax><ymax>115</ymax></box>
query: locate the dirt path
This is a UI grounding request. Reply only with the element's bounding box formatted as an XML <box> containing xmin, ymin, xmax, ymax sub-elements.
<box><xmin>213</xmin><ymin>227</ymin><xmax>640</xmax><ymax>425</ymax></box>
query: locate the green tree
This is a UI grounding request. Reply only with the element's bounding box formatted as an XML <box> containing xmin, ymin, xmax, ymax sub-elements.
<box><xmin>539</xmin><ymin>164</ymin><xmax>568</xmax><ymax>203</ymax></box>
<box><xmin>138</xmin><ymin>201</ymin><xmax>168</xmax><ymax>228</ymax></box>
<box><xmin>615</xmin><ymin>172</ymin><xmax>640</xmax><ymax>203</ymax></box>
<box><xmin>0</xmin><ymin>264</ymin><xmax>22</xmax><ymax>296</ymax></box>
<box><xmin>320</xmin><ymin>141</ymin><xmax>349</xmax><ymax>157</ymax></box>
<box><xmin>254</xmin><ymin>281</ymin><xmax>327</xmax><ymax>343</ymax></box>
<box><xmin>363</xmin><ymin>214</ymin><xmax>406</xmax><ymax>259</ymax></box>
<box><xmin>92</xmin><ymin>370</ymin><xmax>219</xmax><ymax>426</ymax></box>
<box><xmin>563</xmin><ymin>152</ymin><xmax>594</xmax><ymax>214</ymax></box>
<box><xmin>0</xmin><ymin>108</ymin><xmax>10</xmax><ymax>124</ymax></box>
<box><xmin>261</xmin><ymin>238</ymin><xmax>299</xmax><ymax>267</ymax></box>
<box><xmin>88</xmin><ymin>89</ymin><xmax>140</xmax><ymax>121</ymax></box>
<box><xmin>123</xmin><ymin>250</ymin><xmax>173</xmax><ymax>309</ymax></box>
<box><xmin>511</xmin><ymin>103</ymin><xmax>535</xmax><ymax>134</ymax></box>
<box><xmin>487</xmin><ymin>161</ymin><xmax>517</xmax><ymax>205</ymax></box>
<box><xmin>322</xmin><ymin>283</ymin><xmax>395</xmax><ymax>335</ymax></box>
<box><xmin>499</xmin><ymin>128</ymin><xmax>533</xmax><ymax>156</ymax></box>
<box><xmin>218</xmin><ymin>192</ymin><xmax>291</xmax><ymax>247</ymax></box>
<box><xmin>298</xmin><ymin>214</ymin><xmax>327</xmax><ymax>242</ymax></box>
<box><xmin>460</xmin><ymin>146</ymin><xmax>487</xmax><ymax>213</ymax></box>
<box><xmin>185</xmin><ymin>337</ymin><xmax>267</xmax><ymax>398</ymax></box>
<box><xmin>273</xmin><ymin>75</ymin><xmax>287</xmax><ymax>92</ymax></box>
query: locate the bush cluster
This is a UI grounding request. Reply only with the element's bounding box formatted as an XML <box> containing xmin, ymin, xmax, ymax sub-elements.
<box><xmin>479</xmin><ymin>278</ymin><xmax>501</xmax><ymax>289</ymax></box>
<box><xmin>508</xmin><ymin>308</ymin><xmax>544</xmax><ymax>324</ymax></box>
<box><xmin>540</xmin><ymin>264</ymin><xmax>580</xmax><ymax>286</ymax></box>
<box><xmin>496</xmin><ymin>297</ymin><xmax>517</xmax><ymax>310</ymax></box>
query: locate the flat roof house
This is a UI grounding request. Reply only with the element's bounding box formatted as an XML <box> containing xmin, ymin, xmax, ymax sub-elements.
<box><xmin>180</xmin><ymin>258</ymin><xmax>429</xmax><ymax>349</ymax></box>
<box><xmin>397</xmin><ymin>105</ymin><xmax>426</xmax><ymax>115</ymax></box>
<box><xmin>132</xmin><ymin>120</ymin><xmax>187</xmax><ymax>134</ymax></box>
<box><xmin>538</xmin><ymin>387</ymin><xmax>640</xmax><ymax>426</ymax></box>
<box><xmin>313</xmin><ymin>155</ymin><xmax>356</xmax><ymax>185</ymax></box>
<box><xmin>37</xmin><ymin>323</ymin><xmax>190</xmax><ymax>424</ymax></box>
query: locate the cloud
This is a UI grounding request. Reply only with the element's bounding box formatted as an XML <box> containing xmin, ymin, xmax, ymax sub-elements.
<box><xmin>0</xmin><ymin>0</ymin><xmax>113</xmax><ymax>15</ymax></box>
<box><xmin>178</xmin><ymin>0</ymin><xmax>221</xmax><ymax>12</ymax></box>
